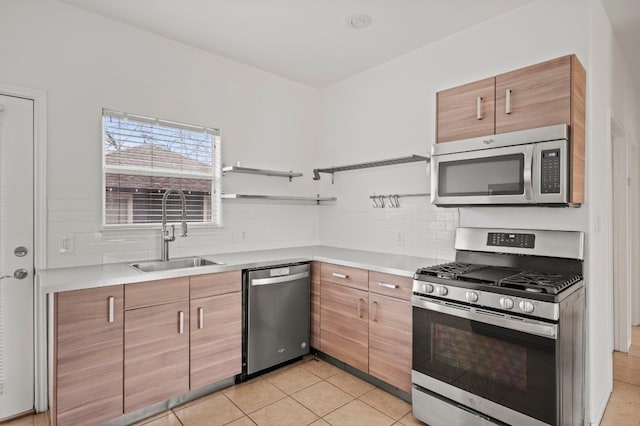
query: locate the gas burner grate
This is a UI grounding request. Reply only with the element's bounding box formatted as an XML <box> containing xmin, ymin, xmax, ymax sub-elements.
<box><xmin>499</xmin><ymin>270</ymin><xmax>582</xmax><ymax>294</ymax></box>
<box><xmin>417</xmin><ymin>262</ymin><xmax>486</xmax><ymax>279</ymax></box>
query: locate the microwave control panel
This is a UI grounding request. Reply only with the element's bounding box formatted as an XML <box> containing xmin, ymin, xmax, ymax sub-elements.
<box><xmin>541</xmin><ymin>149</ymin><xmax>561</xmax><ymax>193</ymax></box>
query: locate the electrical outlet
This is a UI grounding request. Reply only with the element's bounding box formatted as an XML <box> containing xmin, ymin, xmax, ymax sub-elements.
<box><xmin>60</xmin><ymin>235</ymin><xmax>74</xmax><ymax>254</ymax></box>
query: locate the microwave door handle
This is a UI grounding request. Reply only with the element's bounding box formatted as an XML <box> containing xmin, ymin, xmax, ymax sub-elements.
<box><xmin>524</xmin><ymin>145</ymin><xmax>534</xmax><ymax>201</ymax></box>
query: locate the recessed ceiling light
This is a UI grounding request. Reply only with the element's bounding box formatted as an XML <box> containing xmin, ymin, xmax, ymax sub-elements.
<box><xmin>345</xmin><ymin>14</ymin><xmax>372</xmax><ymax>30</ymax></box>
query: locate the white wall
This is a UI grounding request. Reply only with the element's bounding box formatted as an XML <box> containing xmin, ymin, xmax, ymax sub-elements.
<box><xmin>0</xmin><ymin>0</ymin><xmax>321</xmax><ymax>268</ymax></box>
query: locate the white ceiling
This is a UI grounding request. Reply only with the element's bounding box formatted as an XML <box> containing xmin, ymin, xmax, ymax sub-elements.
<box><xmin>59</xmin><ymin>0</ymin><xmax>535</xmax><ymax>88</ymax></box>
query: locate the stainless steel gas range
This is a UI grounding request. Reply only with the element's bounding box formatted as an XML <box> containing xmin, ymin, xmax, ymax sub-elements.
<box><xmin>411</xmin><ymin>227</ymin><xmax>585</xmax><ymax>426</ymax></box>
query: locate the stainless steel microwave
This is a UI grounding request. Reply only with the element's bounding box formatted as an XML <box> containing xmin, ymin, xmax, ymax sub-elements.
<box><xmin>431</xmin><ymin>124</ymin><xmax>572</xmax><ymax>206</ymax></box>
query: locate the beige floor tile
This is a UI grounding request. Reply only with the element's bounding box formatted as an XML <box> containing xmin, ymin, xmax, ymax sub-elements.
<box><xmin>2</xmin><ymin>415</ymin><xmax>35</xmax><ymax>426</ymax></box>
<box><xmin>309</xmin><ymin>419</ymin><xmax>331</xmax><ymax>425</ymax></box>
<box><xmin>326</xmin><ymin>370</ymin><xmax>375</xmax><ymax>397</ymax></box>
<box><xmin>613</xmin><ymin>351</ymin><xmax>640</xmax><ymax>386</ymax></box>
<box><xmin>323</xmin><ymin>399</ymin><xmax>394</xmax><ymax>426</ymax></box>
<box><xmin>300</xmin><ymin>358</ymin><xmax>342</xmax><ymax>379</ymax></box>
<box><xmin>601</xmin><ymin>380</ymin><xmax>640</xmax><ymax>426</ymax></box>
<box><xmin>223</xmin><ymin>379</ymin><xmax>287</xmax><ymax>414</ymax></box>
<box><xmin>359</xmin><ymin>387</ymin><xmax>411</xmax><ymax>420</ymax></box>
<box><xmin>249</xmin><ymin>397</ymin><xmax>318</xmax><ymax>426</ymax></box>
<box><xmin>292</xmin><ymin>380</ymin><xmax>353</xmax><ymax>416</ymax></box>
<box><xmin>225</xmin><ymin>416</ymin><xmax>258</xmax><ymax>426</ymax></box>
<box><xmin>397</xmin><ymin>411</ymin><xmax>428</xmax><ymax>426</ymax></box>
<box><xmin>134</xmin><ymin>411</ymin><xmax>183</xmax><ymax>426</ymax></box>
<box><xmin>173</xmin><ymin>393</ymin><xmax>244</xmax><ymax>425</ymax></box>
<box><xmin>266</xmin><ymin>365</ymin><xmax>322</xmax><ymax>394</ymax></box>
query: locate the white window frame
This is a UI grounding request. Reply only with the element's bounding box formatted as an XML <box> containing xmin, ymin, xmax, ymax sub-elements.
<box><xmin>101</xmin><ymin>109</ymin><xmax>222</xmax><ymax>230</ymax></box>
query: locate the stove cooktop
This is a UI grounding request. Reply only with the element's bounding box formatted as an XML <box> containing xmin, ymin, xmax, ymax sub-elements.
<box><xmin>416</xmin><ymin>262</ymin><xmax>582</xmax><ymax>295</ymax></box>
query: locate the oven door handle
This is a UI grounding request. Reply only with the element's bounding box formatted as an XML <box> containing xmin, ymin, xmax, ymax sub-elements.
<box><xmin>412</xmin><ymin>296</ymin><xmax>557</xmax><ymax>339</ymax></box>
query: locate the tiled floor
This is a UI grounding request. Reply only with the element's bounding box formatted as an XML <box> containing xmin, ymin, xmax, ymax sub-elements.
<box><xmin>3</xmin><ymin>357</ymin><xmax>423</xmax><ymax>426</ymax></box>
<box><xmin>601</xmin><ymin>326</ymin><xmax>640</xmax><ymax>426</ymax></box>
<box><xmin>7</xmin><ymin>330</ymin><xmax>640</xmax><ymax>426</ymax></box>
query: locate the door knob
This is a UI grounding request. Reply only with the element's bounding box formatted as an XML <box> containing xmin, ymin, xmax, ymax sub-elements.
<box><xmin>0</xmin><ymin>269</ymin><xmax>29</xmax><ymax>280</ymax></box>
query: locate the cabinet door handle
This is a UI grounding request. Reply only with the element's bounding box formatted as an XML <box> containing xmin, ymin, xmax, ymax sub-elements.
<box><xmin>505</xmin><ymin>89</ymin><xmax>512</xmax><ymax>114</ymax></box>
<box><xmin>179</xmin><ymin>311</ymin><xmax>185</xmax><ymax>334</ymax></box>
<box><xmin>378</xmin><ymin>282</ymin><xmax>398</xmax><ymax>289</ymax></box>
<box><xmin>198</xmin><ymin>307</ymin><xmax>204</xmax><ymax>329</ymax></box>
<box><xmin>332</xmin><ymin>272</ymin><xmax>348</xmax><ymax>279</ymax></box>
<box><xmin>108</xmin><ymin>296</ymin><xmax>114</xmax><ymax>323</ymax></box>
<box><xmin>476</xmin><ymin>96</ymin><xmax>483</xmax><ymax>120</ymax></box>
<box><xmin>357</xmin><ymin>298</ymin><xmax>365</xmax><ymax>319</ymax></box>
<box><xmin>372</xmin><ymin>301</ymin><xmax>378</xmax><ymax>322</ymax></box>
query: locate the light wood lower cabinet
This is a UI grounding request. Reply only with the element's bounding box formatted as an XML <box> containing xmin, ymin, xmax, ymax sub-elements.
<box><xmin>368</xmin><ymin>293</ymin><xmax>412</xmax><ymax>392</ymax></box>
<box><xmin>53</xmin><ymin>286</ymin><xmax>123</xmax><ymax>426</ymax></box>
<box><xmin>310</xmin><ymin>261</ymin><xmax>321</xmax><ymax>349</ymax></box>
<box><xmin>190</xmin><ymin>291</ymin><xmax>241</xmax><ymax>389</ymax></box>
<box><xmin>124</xmin><ymin>300</ymin><xmax>190</xmax><ymax>413</ymax></box>
<box><xmin>320</xmin><ymin>281</ymin><xmax>369</xmax><ymax>372</ymax></box>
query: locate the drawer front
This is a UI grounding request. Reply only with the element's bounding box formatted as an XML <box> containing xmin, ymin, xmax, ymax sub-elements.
<box><xmin>320</xmin><ymin>263</ymin><xmax>368</xmax><ymax>290</ymax></box>
<box><xmin>190</xmin><ymin>270</ymin><xmax>241</xmax><ymax>300</ymax></box>
<box><xmin>125</xmin><ymin>277</ymin><xmax>189</xmax><ymax>310</ymax></box>
<box><xmin>368</xmin><ymin>271</ymin><xmax>412</xmax><ymax>301</ymax></box>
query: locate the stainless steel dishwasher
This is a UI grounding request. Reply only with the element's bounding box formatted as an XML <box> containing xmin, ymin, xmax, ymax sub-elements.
<box><xmin>243</xmin><ymin>263</ymin><xmax>310</xmax><ymax>376</ymax></box>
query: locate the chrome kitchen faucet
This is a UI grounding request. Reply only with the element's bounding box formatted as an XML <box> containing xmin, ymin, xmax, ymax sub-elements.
<box><xmin>161</xmin><ymin>189</ymin><xmax>188</xmax><ymax>262</ymax></box>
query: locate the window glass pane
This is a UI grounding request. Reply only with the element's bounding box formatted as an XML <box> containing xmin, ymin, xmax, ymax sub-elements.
<box><xmin>103</xmin><ymin>110</ymin><xmax>220</xmax><ymax>226</ymax></box>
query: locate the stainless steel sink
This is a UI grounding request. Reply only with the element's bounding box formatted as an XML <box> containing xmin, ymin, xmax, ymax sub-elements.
<box><xmin>130</xmin><ymin>257</ymin><xmax>223</xmax><ymax>272</ymax></box>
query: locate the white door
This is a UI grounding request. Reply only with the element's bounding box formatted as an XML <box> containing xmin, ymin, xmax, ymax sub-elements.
<box><xmin>0</xmin><ymin>94</ymin><xmax>34</xmax><ymax>420</ymax></box>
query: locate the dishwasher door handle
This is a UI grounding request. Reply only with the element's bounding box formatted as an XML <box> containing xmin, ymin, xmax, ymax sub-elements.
<box><xmin>251</xmin><ymin>271</ymin><xmax>310</xmax><ymax>286</ymax></box>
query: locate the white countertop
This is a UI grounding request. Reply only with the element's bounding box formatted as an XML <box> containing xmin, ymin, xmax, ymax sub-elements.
<box><xmin>38</xmin><ymin>246</ymin><xmax>440</xmax><ymax>293</ymax></box>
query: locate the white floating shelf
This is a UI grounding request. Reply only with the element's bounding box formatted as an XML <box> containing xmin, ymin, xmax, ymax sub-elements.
<box><xmin>222</xmin><ymin>165</ymin><xmax>303</xmax><ymax>181</ymax></box>
<box><xmin>221</xmin><ymin>193</ymin><xmax>336</xmax><ymax>204</ymax></box>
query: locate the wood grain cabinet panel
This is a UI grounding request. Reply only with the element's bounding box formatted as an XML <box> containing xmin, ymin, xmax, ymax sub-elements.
<box><xmin>320</xmin><ymin>281</ymin><xmax>369</xmax><ymax>372</ymax></box>
<box><xmin>368</xmin><ymin>271</ymin><xmax>412</xmax><ymax>301</ymax></box>
<box><xmin>436</xmin><ymin>77</ymin><xmax>496</xmax><ymax>143</ymax></box>
<box><xmin>124</xmin><ymin>300</ymin><xmax>189</xmax><ymax>413</ymax></box>
<box><xmin>190</xmin><ymin>270</ymin><xmax>241</xmax><ymax>299</ymax></box>
<box><xmin>320</xmin><ymin>263</ymin><xmax>368</xmax><ymax>290</ymax></box>
<box><xmin>369</xmin><ymin>293</ymin><xmax>412</xmax><ymax>393</ymax></box>
<box><xmin>495</xmin><ymin>55</ymin><xmax>571</xmax><ymax>134</ymax></box>
<box><xmin>310</xmin><ymin>261</ymin><xmax>321</xmax><ymax>349</ymax></box>
<box><xmin>190</xmin><ymin>291</ymin><xmax>242</xmax><ymax>389</ymax></box>
<box><xmin>54</xmin><ymin>286</ymin><xmax>123</xmax><ymax>426</ymax></box>
<box><xmin>124</xmin><ymin>277</ymin><xmax>189</xmax><ymax>310</ymax></box>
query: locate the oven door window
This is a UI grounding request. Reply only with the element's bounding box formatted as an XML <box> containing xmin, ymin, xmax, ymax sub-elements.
<box><xmin>413</xmin><ymin>306</ymin><xmax>556</xmax><ymax>424</ymax></box>
<box><xmin>438</xmin><ymin>154</ymin><xmax>524</xmax><ymax>196</ymax></box>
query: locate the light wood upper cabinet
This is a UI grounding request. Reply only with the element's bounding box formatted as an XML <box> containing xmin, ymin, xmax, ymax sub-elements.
<box><xmin>435</xmin><ymin>54</ymin><xmax>586</xmax><ymax>204</ymax></box>
<box><xmin>436</xmin><ymin>77</ymin><xmax>496</xmax><ymax>143</ymax></box>
<box><xmin>320</xmin><ymin>280</ymin><xmax>369</xmax><ymax>372</ymax></box>
<box><xmin>368</xmin><ymin>293</ymin><xmax>412</xmax><ymax>393</ymax></box>
<box><xmin>124</xmin><ymin>299</ymin><xmax>190</xmax><ymax>413</ymax></box>
<box><xmin>190</xmin><ymin>274</ymin><xmax>242</xmax><ymax>390</ymax></box>
<box><xmin>53</xmin><ymin>286</ymin><xmax>123</xmax><ymax>426</ymax></box>
<box><xmin>310</xmin><ymin>261</ymin><xmax>321</xmax><ymax>349</ymax></box>
<box><xmin>495</xmin><ymin>55</ymin><xmax>572</xmax><ymax>134</ymax></box>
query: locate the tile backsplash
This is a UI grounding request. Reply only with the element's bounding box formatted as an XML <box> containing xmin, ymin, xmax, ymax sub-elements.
<box><xmin>46</xmin><ymin>198</ymin><xmax>321</xmax><ymax>268</ymax></box>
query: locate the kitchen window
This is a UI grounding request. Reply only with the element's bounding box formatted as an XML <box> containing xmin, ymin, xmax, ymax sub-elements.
<box><xmin>102</xmin><ymin>109</ymin><xmax>221</xmax><ymax>227</ymax></box>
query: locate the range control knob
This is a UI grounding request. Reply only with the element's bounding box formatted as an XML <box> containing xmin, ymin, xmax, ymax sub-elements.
<box><xmin>465</xmin><ymin>291</ymin><xmax>479</xmax><ymax>303</ymax></box>
<box><xmin>436</xmin><ymin>285</ymin><xmax>448</xmax><ymax>296</ymax></box>
<box><xmin>499</xmin><ymin>297</ymin><xmax>515</xmax><ymax>310</ymax></box>
<box><xmin>519</xmin><ymin>300</ymin><xmax>535</xmax><ymax>314</ymax></box>
<box><xmin>424</xmin><ymin>283</ymin><xmax>435</xmax><ymax>294</ymax></box>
